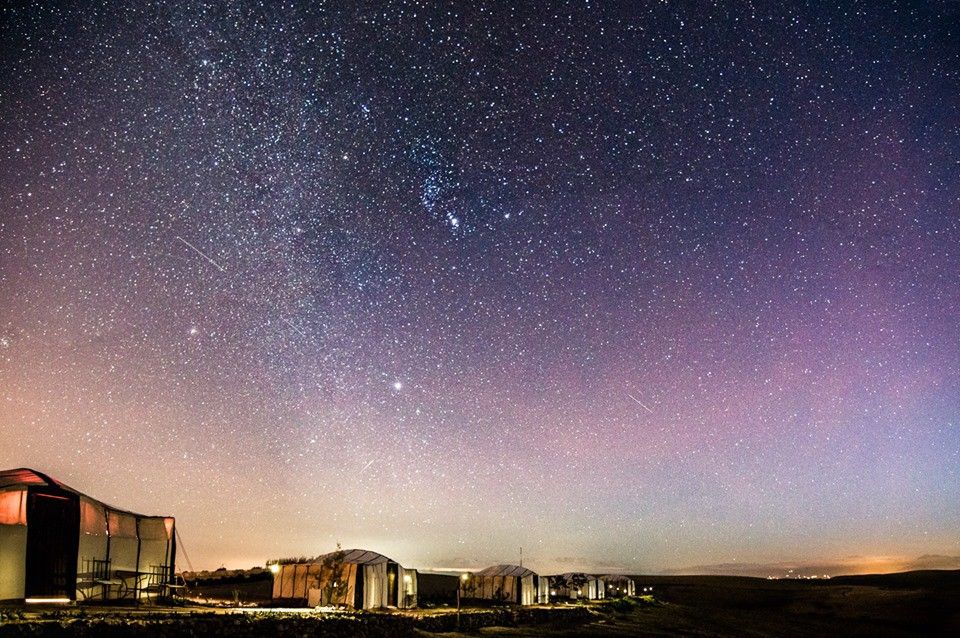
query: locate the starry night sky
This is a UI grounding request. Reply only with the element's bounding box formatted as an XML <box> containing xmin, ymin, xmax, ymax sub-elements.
<box><xmin>1</xmin><ymin>1</ymin><xmax>959</xmax><ymax>574</ymax></box>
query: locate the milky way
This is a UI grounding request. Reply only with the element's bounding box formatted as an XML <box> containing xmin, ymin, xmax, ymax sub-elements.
<box><xmin>1</xmin><ymin>1</ymin><xmax>958</xmax><ymax>574</ymax></box>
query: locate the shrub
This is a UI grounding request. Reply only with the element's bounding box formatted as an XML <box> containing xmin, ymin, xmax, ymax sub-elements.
<box><xmin>608</xmin><ymin>597</ymin><xmax>636</xmax><ymax>613</ymax></box>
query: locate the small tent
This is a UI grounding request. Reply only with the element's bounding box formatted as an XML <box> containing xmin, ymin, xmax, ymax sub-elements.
<box><xmin>547</xmin><ymin>572</ymin><xmax>605</xmax><ymax>601</ymax></box>
<box><xmin>600</xmin><ymin>574</ymin><xmax>636</xmax><ymax>597</ymax></box>
<box><xmin>272</xmin><ymin>549</ymin><xmax>417</xmax><ymax>609</ymax></box>
<box><xmin>463</xmin><ymin>564</ymin><xmax>549</xmax><ymax>605</ymax></box>
<box><xmin>0</xmin><ymin>468</ymin><xmax>176</xmax><ymax>603</ymax></box>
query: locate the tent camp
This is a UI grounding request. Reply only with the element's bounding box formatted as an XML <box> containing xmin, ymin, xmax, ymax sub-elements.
<box><xmin>271</xmin><ymin>549</ymin><xmax>417</xmax><ymax>609</ymax></box>
<box><xmin>547</xmin><ymin>572</ymin><xmax>605</xmax><ymax>601</ymax></box>
<box><xmin>600</xmin><ymin>574</ymin><xmax>636</xmax><ymax>597</ymax></box>
<box><xmin>463</xmin><ymin>565</ymin><xmax>549</xmax><ymax>605</ymax></box>
<box><xmin>0</xmin><ymin>468</ymin><xmax>176</xmax><ymax>603</ymax></box>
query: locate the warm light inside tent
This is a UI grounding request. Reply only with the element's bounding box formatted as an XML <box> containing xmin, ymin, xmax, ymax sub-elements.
<box><xmin>25</xmin><ymin>598</ymin><xmax>72</xmax><ymax>604</ymax></box>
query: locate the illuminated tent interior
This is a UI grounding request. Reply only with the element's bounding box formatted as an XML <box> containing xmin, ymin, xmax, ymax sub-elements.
<box><xmin>0</xmin><ymin>468</ymin><xmax>176</xmax><ymax>603</ymax></box>
<box><xmin>599</xmin><ymin>574</ymin><xmax>636</xmax><ymax>597</ymax></box>
<box><xmin>547</xmin><ymin>572</ymin><xmax>605</xmax><ymax>601</ymax></box>
<box><xmin>271</xmin><ymin>548</ymin><xmax>417</xmax><ymax>609</ymax></box>
<box><xmin>463</xmin><ymin>564</ymin><xmax>549</xmax><ymax>606</ymax></box>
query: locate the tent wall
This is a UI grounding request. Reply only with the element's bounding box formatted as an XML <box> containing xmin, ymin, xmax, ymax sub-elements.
<box><xmin>469</xmin><ymin>575</ymin><xmax>518</xmax><ymax>604</ymax></box>
<box><xmin>278</xmin><ymin>562</ymin><xmax>358</xmax><ymax>607</ymax></box>
<box><xmin>275</xmin><ymin>559</ymin><xmax>416</xmax><ymax>610</ymax></box>
<box><xmin>362</xmin><ymin>562</ymin><xmax>387</xmax><ymax>608</ymax></box>
<box><xmin>0</xmin><ymin>524</ymin><xmax>27</xmax><ymax>600</ymax></box>
<box><xmin>399</xmin><ymin>567</ymin><xmax>417</xmax><ymax>608</ymax></box>
<box><xmin>0</xmin><ymin>489</ymin><xmax>28</xmax><ymax>601</ymax></box>
<box><xmin>588</xmin><ymin>578</ymin><xmax>604</xmax><ymax>599</ymax></box>
<box><xmin>536</xmin><ymin>575</ymin><xmax>549</xmax><ymax>603</ymax></box>
<box><xmin>0</xmin><ymin>490</ymin><xmax>27</xmax><ymax>526</ymax></box>
<box><xmin>76</xmin><ymin>496</ymin><xmax>108</xmax><ymax>600</ymax></box>
<box><xmin>275</xmin><ymin>563</ymin><xmax>312</xmax><ymax>602</ymax></box>
<box><xmin>107</xmin><ymin>510</ymin><xmax>139</xmax><ymax>596</ymax></box>
<box><xmin>100</xmin><ymin>511</ymin><xmax>174</xmax><ymax>600</ymax></box>
<box><xmin>138</xmin><ymin>518</ymin><xmax>171</xmax><ymax>576</ymax></box>
<box><xmin>468</xmin><ymin>573</ymin><xmax>544</xmax><ymax>606</ymax></box>
<box><xmin>519</xmin><ymin>574</ymin><xmax>534</xmax><ymax>605</ymax></box>
<box><xmin>305</xmin><ymin>563</ymin><xmax>357</xmax><ymax>608</ymax></box>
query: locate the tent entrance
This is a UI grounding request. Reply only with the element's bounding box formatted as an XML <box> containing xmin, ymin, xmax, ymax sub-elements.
<box><xmin>24</xmin><ymin>489</ymin><xmax>80</xmax><ymax>601</ymax></box>
<box><xmin>354</xmin><ymin>565</ymin><xmax>365</xmax><ymax>609</ymax></box>
<box><xmin>387</xmin><ymin>563</ymin><xmax>398</xmax><ymax>606</ymax></box>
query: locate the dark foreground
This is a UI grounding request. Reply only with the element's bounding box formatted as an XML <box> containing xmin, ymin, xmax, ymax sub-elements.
<box><xmin>446</xmin><ymin>571</ymin><xmax>960</xmax><ymax>637</ymax></box>
<box><xmin>1</xmin><ymin>570</ymin><xmax>957</xmax><ymax>637</ymax></box>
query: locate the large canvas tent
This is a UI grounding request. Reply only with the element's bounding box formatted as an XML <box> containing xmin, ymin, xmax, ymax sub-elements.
<box><xmin>0</xmin><ymin>468</ymin><xmax>176</xmax><ymax>603</ymax></box>
<box><xmin>463</xmin><ymin>565</ymin><xmax>549</xmax><ymax>605</ymax></box>
<box><xmin>600</xmin><ymin>574</ymin><xmax>636</xmax><ymax>597</ymax></box>
<box><xmin>272</xmin><ymin>549</ymin><xmax>417</xmax><ymax>609</ymax></box>
<box><xmin>547</xmin><ymin>572</ymin><xmax>605</xmax><ymax>601</ymax></box>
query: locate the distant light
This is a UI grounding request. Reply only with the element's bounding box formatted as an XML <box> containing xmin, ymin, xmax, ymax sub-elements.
<box><xmin>269</xmin><ymin>564</ymin><xmax>280</xmax><ymax>574</ymax></box>
<box><xmin>189</xmin><ymin>326</ymin><xmax>199</xmax><ymax>335</ymax></box>
<box><xmin>393</xmin><ymin>381</ymin><xmax>403</xmax><ymax>391</ymax></box>
<box><xmin>403</xmin><ymin>574</ymin><xmax>412</xmax><ymax>584</ymax></box>
<box><xmin>460</xmin><ymin>573</ymin><xmax>470</xmax><ymax>581</ymax></box>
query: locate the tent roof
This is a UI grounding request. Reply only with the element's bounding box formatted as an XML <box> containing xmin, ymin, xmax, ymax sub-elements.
<box><xmin>289</xmin><ymin>549</ymin><xmax>403</xmax><ymax>567</ymax></box>
<box><xmin>599</xmin><ymin>574</ymin><xmax>634</xmax><ymax>583</ymax></box>
<box><xmin>550</xmin><ymin>572</ymin><xmax>599</xmax><ymax>583</ymax></box>
<box><xmin>0</xmin><ymin>467</ymin><xmax>173</xmax><ymax>521</ymax></box>
<box><xmin>0</xmin><ymin>468</ymin><xmax>64</xmax><ymax>490</ymax></box>
<box><xmin>476</xmin><ymin>564</ymin><xmax>538</xmax><ymax>578</ymax></box>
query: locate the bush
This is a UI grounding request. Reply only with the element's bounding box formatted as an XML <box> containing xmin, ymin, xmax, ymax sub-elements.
<box><xmin>607</xmin><ymin>597</ymin><xmax>636</xmax><ymax>613</ymax></box>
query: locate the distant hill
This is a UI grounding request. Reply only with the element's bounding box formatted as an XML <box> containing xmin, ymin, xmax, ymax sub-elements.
<box><xmin>829</xmin><ymin>569</ymin><xmax>960</xmax><ymax>589</ymax></box>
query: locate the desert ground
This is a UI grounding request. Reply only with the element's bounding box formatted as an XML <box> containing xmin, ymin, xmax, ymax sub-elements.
<box><xmin>1</xmin><ymin>570</ymin><xmax>956</xmax><ymax>637</ymax></box>
<box><xmin>435</xmin><ymin>572</ymin><xmax>959</xmax><ymax>637</ymax></box>
<box><xmin>175</xmin><ymin>568</ymin><xmax>960</xmax><ymax>636</ymax></box>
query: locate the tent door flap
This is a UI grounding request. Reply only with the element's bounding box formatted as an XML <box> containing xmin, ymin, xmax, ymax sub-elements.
<box><xmin>24</xmin><ymin>489</ymin><xmax>80</xmax><ymax>600</ymax></box>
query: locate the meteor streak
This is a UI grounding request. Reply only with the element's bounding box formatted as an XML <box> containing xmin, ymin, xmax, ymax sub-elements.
<box><xmin>628</xmin><ymin>393</ymin><xmax>654</xmax><ymax>414</ymax></box>
<box><xmin>176</xmin><ymin>236</ymin><xmax>226</xmax><ymax>272</ymax></box>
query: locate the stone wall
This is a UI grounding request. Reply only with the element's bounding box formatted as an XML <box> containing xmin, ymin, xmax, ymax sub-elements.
<box><xmin>0</xmin><ymin>605</ymin><xmax>595</xmax><ymax>637</ymax></box>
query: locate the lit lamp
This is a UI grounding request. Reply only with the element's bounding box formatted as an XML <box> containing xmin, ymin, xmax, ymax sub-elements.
<box><xmin>269</xmin><ymin>563</ymin><xmax>280</xmax><ymax>574</ymax></box>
